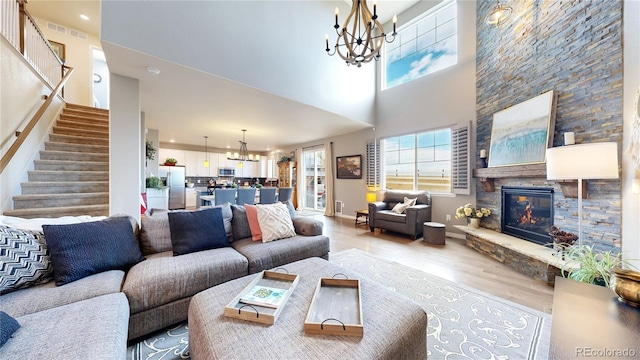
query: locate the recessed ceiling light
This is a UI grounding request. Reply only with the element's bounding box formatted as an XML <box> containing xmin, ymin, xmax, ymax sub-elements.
<box><xmin>169</xmin><ymin>139</ymin><xmax>175</xmax><ymax>143</ymax></box>
<box><xmin>226</xmin><ymin>145</ymin><xmax>230</xmax><ymax>148</ymax></box>
<box><xmin>80</xmin><ymin>14</ymin><xmax>90</xmax><ymax>21</ymax></box>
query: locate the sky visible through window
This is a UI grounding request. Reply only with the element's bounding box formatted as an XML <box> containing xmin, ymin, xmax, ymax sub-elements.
<box><xmin>384</xmin><ymin>1</ymin><xmax>457</xmax><ymax>90</ymax></box>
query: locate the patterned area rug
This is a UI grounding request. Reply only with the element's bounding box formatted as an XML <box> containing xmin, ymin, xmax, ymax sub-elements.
<box><xmin>128</xmin><ymin>248</ymin><xmax>550</xmax><ymax>360</ymax></box>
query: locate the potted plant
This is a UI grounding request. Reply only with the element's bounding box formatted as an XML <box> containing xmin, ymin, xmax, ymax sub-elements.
<box><xmin>145</xmin><ymin>176</ymin><xmax>163</xmax><ymax>189</ymax></box>
<box><xmin>277</xmin><ymin>156</ymin><xmax>292</xmax><ymax>166</ymax></box>
<box><xmin>164</xmin><ymin>157</ymin><xmax>178</xmax><ymax>166</ymax></box>
<box><xmin>145</xmin><ymin>140</ymin><xmax>156</xmax><ymax>160</ymax></box>
<box><xmin>559</xmin><ymin>244</ymin><xmax>628</xmax><ymax>287</ymax></box>
<box><xmin>455</xmin><ymin>203</ymin><xmax>491</xmax><ymax>228</ymax></box>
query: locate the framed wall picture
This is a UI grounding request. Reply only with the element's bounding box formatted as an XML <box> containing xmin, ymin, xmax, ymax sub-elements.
<box><xmin>49</xmin><ymin>40</ymin><xmax>65</xmax><ymax>62</ymax></box>
<box><xmin>488</xmin><ymin>90</ymin><xmax>557</xmax><ymax>167</ymax></box>
<box><xmin>336</xmin><ymin>155</ymin><xmax>362</xmax><ymax>179</ymax></box>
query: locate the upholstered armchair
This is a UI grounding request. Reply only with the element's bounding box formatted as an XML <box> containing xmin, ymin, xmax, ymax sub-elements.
<box><xmin>368</xmin><ymin>190</ymin><xmax>432</xmax><ymax>239</ymax></box>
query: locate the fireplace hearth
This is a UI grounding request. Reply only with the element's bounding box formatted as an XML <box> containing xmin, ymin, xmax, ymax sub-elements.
<box><xmin>501</xmin><ymin>186</ymin><xmax>554</xmax><ymax>245</ymax></box>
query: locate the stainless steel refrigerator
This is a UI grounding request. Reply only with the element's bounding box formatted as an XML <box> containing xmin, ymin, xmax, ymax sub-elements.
<box><xmin>159</xmin><ymin>165</ymin><xmax>185</xmax><ymax>210</ymax></box>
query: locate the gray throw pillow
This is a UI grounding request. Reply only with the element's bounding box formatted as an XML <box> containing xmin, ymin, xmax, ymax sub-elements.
<box><xmin>231</xmin><ymin>204</ymin><xmax>252</xmax><ymax>241</ymax></box>
<box><xmin>43</xmin><ymin>217</ymin><xmax>145</xmax><ymax>286</ymax></box>
<box><xmin>139</xmin><ymin>209</ymin><xmax>172</xmax><ymax>255</ymax></box>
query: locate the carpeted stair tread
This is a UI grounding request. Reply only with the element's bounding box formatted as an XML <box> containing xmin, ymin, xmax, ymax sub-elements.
<box><xmin>21</xmin><ymin>181</ymin><xmax>109</xmax><ymax>194</ymax></box>
<box><xmin>56</xmin><ymin>119</ymin><xmax>109</xmax><ymax>132</ymax></box>
<box><xmin>3</xmin><ymin>204</ymin><xmax>109</xmax><ymax>219</ymax></box>
<box><xmin>44</xmin><ymin>141</ymin><xmax>109</xmax><ymax>154</ymax></box>
<box><xmin>40</xmin><ymin>150</ymin><xmax>108</xmax><ymax>162</ymax></box>
<box><xmin>49</xmin><ymin>133</ymin><xmax>109</xmax><ymax>146</ymax></box>
<box><xmin>59</xmin><ymin>113</ymin><xmax>109</xmax><ymax>124</ymax></box>
<box><xmin>34</xmin><ymin>159</ymin><xmax>109</xmax><ymax>171</ymax></box>
<box><xmin>27</xmin><ymin>170</ymin><xmax>108</xmax><ymax>182</ymax></box>
<box><xmin>12</xmin><ymin>193</ymin><xmax>109</xmax><ymax>209</ymax></box>
<box><xmin>53</xmin><ymin>126</ymin><xmax>108</xmax><ymax>139</ymax></box>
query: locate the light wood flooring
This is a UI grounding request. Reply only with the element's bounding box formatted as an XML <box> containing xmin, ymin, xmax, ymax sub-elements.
<box><xmin>312</xmin><ymin>214</ymin><xmax>554</xmax><ymax>314</ymax></box>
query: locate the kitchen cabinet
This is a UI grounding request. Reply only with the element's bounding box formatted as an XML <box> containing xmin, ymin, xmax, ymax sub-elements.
<box><xmin>236</xmin><ymin>161</ymin><xmax>259</xmax><ymax>178</ymax></box>
<box><xmin>185</xmin><ymin>188</ymin><xmax>198</xmax><ymax>209</ymax></box>
<box><xmin>158</xmin><ymin>148</ymin><xmax>185</xmax><ymax>166</ymax></box>
<box><xmin>146</xmin><ymin>187</ymin><xmax>169</xmax><ymax>210</ymax></box>
<box><xmin>217</xmin><ymin>153</ymin><xmax>236</xmax><ymax>170</ymax></box>
<box><xmin>185</xmin><ymin>150</ymin><xmax>216</xmax><ymax>177</ymax></box>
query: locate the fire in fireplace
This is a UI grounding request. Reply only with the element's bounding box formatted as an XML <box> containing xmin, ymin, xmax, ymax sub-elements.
<box><xmin>501</xmin><ymin>186</ymin><xmax>554</xmax><ymax>245</ymax></box>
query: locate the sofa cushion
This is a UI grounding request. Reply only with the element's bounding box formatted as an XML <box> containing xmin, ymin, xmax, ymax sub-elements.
<box><xmin>244</xmin><ymin>205</ymin><xmax>262</xmax><ymax>241</ymax></box>
<box><xmin>231</xmin><ymin>205</ymin><xmax>252</xmax><ymax>241</ymax></box>
<box><xmin>122</xmin><ymin>247</ymin><xmax>248</xmax><ymax>314</ymax></box>
<box><xmin>140</xmin><ymin>204</ymin><xmax>233</xmax><ymax>255</ymax></box>
<box><xmin>0</xmin><ymin>270</ymin><xmax>125</xmax><ymax>318</ymax></box>
<box><xmin>292</xmin><ymin>217</ymin><xmax>323</xmax><ymax>236</ymax></box>
<box><xmin>139</xmin><ymin>209</ymin><xmax>172</xmax><ymax>255</ymax></box>
<box><xmin>0</xmin><ymin>225</ymin><xmax>52</xmax><ymax>294</ymax></box>
<box><xmin>376</xmin><ymin>210</ymin><xmax>408</xmax><ymax>223</ymax></box>
<box><xmin>0</xmin><ymin>311</ymin><xmax>19</xmax><ymax>348</ymax></box>
<box><xmin>256</xmin><ymin>203</ymin><xmax>295</xmax><ymax>243</ymax></box>
<box><xmin>231</xmin><ymin>235</ymin><xmax>330</xmax><ymax>274</ymax></box>
<box><xmin>43</xmin><ymin>217</ymin><xmax>144</xmax><ymax>285</ymax></box>
<box><xmin>0</xmin><ymin>293</ymin><xmax>129</xmax><ymax>360</ymax></box>
<box><xmin>168</xmin><ymin>207</ymin><xmax>230</xmax><ymax>256</ymax></box>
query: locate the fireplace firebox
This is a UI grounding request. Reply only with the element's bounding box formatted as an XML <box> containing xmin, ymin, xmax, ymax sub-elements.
<box><xmin>501</xmin><ymin>186</ymin><xmax>554</xmax><ymax>245</ymax></box>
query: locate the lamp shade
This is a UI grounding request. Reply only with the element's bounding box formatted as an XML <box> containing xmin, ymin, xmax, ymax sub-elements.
<box><xmin>366</xmin><ymin>192</ymin><xmax>377</xmax><ymax>203</ymax></box>
<box><xmin>546</xmin><ymin>142</ymin><xmax>619</xmax><ymax>180</ymax></box>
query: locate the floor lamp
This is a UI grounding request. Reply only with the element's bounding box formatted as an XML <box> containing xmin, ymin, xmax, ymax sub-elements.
<box><xmin>546</xmin><ymin>142</ymin><xmax>619</xmax><ymax>246</ymax></box>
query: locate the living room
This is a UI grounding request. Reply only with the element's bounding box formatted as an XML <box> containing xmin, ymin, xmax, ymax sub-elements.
<box><xmin>1</xmin><ymin>0</ymin><xmax>639</xmax><ymax>358</ymax></box>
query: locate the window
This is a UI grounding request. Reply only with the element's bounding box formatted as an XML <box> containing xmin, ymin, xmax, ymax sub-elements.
<box><xmin>383</xmin><ymin>0</ymin><xmax>457</xmax><ymax>90</ymax></box>
<box><xmin>381</xmin><ymin>123</ymin><xmax>469</xmax><ymax>194</ymax></box>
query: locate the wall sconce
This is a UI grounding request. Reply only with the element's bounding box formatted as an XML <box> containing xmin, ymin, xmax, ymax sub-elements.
<box><xmin>486</xmin><ymin>0</ymin><xmax>512</xmax><ymax>27</ymax></box>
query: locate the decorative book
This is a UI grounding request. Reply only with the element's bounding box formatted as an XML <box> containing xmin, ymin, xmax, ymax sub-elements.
<box><xmin>239</xmin><ymin>285</ymin><xmax>288</xmax><ymax>308</ymax></box>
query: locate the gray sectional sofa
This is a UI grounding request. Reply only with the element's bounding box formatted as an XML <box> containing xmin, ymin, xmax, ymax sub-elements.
<box><xmin>0</xmin><ymin>203</ymin><xmax>329</xmax><ymax>358</ymax></box>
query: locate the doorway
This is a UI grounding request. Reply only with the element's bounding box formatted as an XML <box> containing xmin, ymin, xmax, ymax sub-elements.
<box><xmin>302</xmin><ymin>146</ymin><xmax>326</xmax><ymax>211</ymax></box>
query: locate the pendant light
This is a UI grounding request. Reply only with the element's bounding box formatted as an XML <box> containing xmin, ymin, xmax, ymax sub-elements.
<box><xmin>203</xmin><ymin>136</ymin><xmax>209</xmax><ymax>167</ymax></box>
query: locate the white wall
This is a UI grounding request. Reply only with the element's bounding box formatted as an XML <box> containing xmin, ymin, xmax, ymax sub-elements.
<box><xmin>622</xmin><ymin>0</ymin><xmax>640</xmax><ymax>267</ymax></box>
<box><xmin>109</xmin><ymin>73</ymin><xmax>141</xmax><ymax>220</ymax></box>
<box><xmin>373</xmin><ymin>0</ymin><xmax>477</xmax><ymax>233</ymax></box>
<box><xmin>32</xmin><ymin>15</ymin><xmax>101</xmax><ymax>107</ymax></box>
<box><xmin>1</xmin><ymin>38</ymin><xmax>64</xmax><ymax>213</ymax></box>
<box><xmin>100</xmin><ymin>0</ymin><xmax>375</xmax><ymax>124</ymax></box>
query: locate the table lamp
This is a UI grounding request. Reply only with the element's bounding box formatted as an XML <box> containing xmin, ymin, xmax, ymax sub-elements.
<box><xmin>546</xmin><ymin>142</ymin><xmax>619</xmax><ymax>246</ymax></box>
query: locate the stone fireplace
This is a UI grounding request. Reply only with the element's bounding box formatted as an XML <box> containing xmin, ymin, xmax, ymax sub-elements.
<box><xmin>501</xmin><ymin>186</ymin><xmax>554</xmax><ymax>246</ymax></box>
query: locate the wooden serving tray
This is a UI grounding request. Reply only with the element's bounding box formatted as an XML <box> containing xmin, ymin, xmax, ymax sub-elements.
<box><xmin>304</xmin><ymin>277</ymin><xmax>363</xmax><ymax>337</ymax></box>
<box><xmin>224</xmin><ymin>270</ymin><xmax>299</xmax><ymax>325</ymax></box>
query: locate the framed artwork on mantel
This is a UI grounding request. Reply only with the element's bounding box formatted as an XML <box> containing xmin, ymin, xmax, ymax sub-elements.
<box><xmin>488</xmin><ymin>90</ymin><xmax>557</xmax><ymax>167</ymax></box>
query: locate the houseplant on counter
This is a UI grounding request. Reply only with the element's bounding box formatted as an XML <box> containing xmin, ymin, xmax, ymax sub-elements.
<box><xmin>560</xmin><ymin>244</ymin><xmax>638</xmax><ymax>288</ymax></box>
<box><xmin>145</xmin><ymin>176</ymin><xmax>163</xmax><ymax>189</ymax></box>
<box><xmin>164</xmin><ymin>158</ymin><xmax>178</xmax><ymax>166</ymax></box>
<box><xmin>455</xmin><ymin>203</ymin><xmax>491</xmax><ymax>229</ymax></box>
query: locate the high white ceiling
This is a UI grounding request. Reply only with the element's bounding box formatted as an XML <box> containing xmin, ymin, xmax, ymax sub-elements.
<box><xmin>27</xmin><ymin>0</ymin><xmax>419</xmax><ymax>152</ymax></box>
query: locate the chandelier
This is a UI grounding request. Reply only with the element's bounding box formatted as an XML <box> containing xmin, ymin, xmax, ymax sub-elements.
<box><xmin>325</xmin><ymin>0</ymin><xmax>397</xmax><ymax>67</ymax></box>
<box><xmin>485</xmin><ymin>0</ymin><xmax>512</xmax><ymax>27</ymax></box>
<box><xmin>227</xmin><ymin>129</ymin><xmax>259</xmax><ymax>162</ymax></box>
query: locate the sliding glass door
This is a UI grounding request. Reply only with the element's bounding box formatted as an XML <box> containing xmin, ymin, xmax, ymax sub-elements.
<box><xmin>302</xmin><ymin>147</ymin><xmax>326</xmax><ymax>211</ymax></box>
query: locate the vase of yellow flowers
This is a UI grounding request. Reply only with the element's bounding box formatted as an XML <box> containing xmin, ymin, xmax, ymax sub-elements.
<box><xmin>455</xmin><ymin>203</ymin><xmax>491</xmax><ymax>229</ymax></box>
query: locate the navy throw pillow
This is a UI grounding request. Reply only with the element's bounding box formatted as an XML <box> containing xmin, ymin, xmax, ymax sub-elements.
<box><xmin>168</xmin><ymin>207</ymin><xmax>231</xmax><ymax>256</ymax></box>
<box><xmin>0</xmin><ymin>311</ymin><xmax>20</xmax><ymax>348</ymax></box>
<box><xmin>43</xmin><ymin>217</ymin><xmax>145</xmax><ymax>286</ymax></box>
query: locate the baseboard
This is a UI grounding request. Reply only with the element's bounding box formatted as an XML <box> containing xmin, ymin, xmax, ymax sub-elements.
<box><xmin>446</xmin><ymin>232</ymin><xmax>465</xmax><ymax>240</ymax></box>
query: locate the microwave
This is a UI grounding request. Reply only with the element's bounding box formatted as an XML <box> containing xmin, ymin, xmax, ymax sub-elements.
<box><xmin>218</xmin><ymin>167</ymin><xmax>235</xmax><ymax>176</ymax></box>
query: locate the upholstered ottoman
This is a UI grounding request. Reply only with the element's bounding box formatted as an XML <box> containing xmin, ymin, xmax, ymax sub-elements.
<box><xmin>189</xmin><ymin>257</ymin><xmax>427</xmax><ymax>359</ymax></box>
<box><xmin>423</xmin><ymin>221</ymin><xmax>446</xmax><ymax>245</ymax></box>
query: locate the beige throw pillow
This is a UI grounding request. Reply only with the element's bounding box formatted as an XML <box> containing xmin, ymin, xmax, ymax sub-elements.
<box><xmin>404</xmin><ymin>197</ymin><xmax>417</xmax><ymax>206</ymax></box>
<box><xmin>256</xmin><ymin>203</ymin><xmax>296</xmax><ymax>243</ymax></box>
<box><xmin>391</xmin><ymin>202</ymin><xmax>409</xmax><ymax>214</ymax></box>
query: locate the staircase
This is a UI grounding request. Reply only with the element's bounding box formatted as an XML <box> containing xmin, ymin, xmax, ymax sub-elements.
<box><xmin>4</xmin><ymin>104</ymin><xmax>110</xmax><ymax>218</ymax></box>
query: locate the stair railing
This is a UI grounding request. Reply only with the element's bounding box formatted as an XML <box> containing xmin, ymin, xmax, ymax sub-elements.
<box><xmin>0</xmin><ymin>0</ymin><xmax>74</xmax><ymax>173</ymax></box>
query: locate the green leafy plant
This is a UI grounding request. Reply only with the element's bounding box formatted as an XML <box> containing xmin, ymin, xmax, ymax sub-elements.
<box><xmin>560</xmin><ymin>244</ymin><xmax>628</xmax><ymax>287</ymax></box>
<box><xmin>145</xmin><ymin>140</ymin><xmax>156</xmax><ymax>160</ymax></box>
<box><xmin>277</xmin><ymin>156</ymin><xmax>292</xmax><ymax>166</ymax></box>
<box><xmin>145</xmin><ymin>176</ymin><xmax>163</xmax><ymax>189</ymax></box>
<box><xmin>165</xmin><ymin>157</ymin><xmax>177</xmax><ymax>165</ymax></box>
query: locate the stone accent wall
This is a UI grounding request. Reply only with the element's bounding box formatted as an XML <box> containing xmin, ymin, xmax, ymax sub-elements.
<box><xmin>476</xmin><ymin>0</ymin><xmax>623</xmax><ymax>251</ymax></box>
